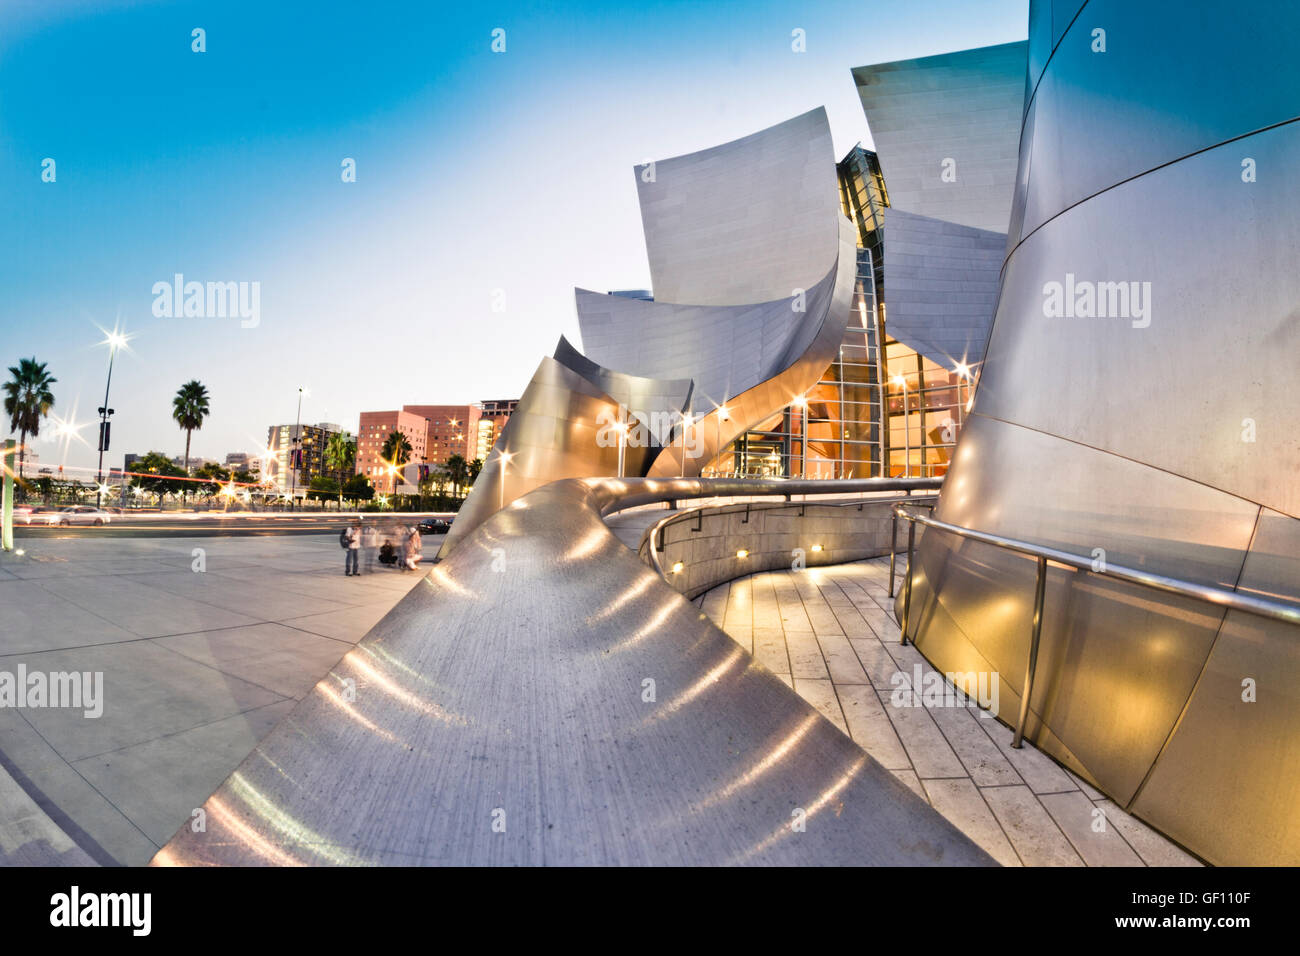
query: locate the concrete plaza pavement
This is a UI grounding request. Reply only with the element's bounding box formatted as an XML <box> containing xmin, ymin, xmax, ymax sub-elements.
<box><xmin>0</xmin><ymin>531</ymin><xmax>425</xmax><ymax>865</ymax></box>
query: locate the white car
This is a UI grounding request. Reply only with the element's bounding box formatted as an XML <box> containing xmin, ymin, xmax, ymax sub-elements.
<box><xmin>45</xmin><ymin>506</ymin><xmax>115</xmax><ymax>526</ymax></box>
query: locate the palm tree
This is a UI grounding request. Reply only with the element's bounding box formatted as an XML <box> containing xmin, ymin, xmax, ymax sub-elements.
<box><xmin>324</xmin><ymin>431</ymin><xmax>355</xmax><ymax>508</ymax></box>
<box><xmin>446</xmin><ymin>453</ymin><xmax>469</xmax><ymax>498</ymax></box>
<box><xmin>380</xmin><ymin>430</ymin><xmax>413</xmax><ymax>495</ymax></box>
<box><xmin>468</xmin><ymin>458</ymin><xmax>484</xmax><ymax>483</ymax></box>
<box><xmin>3</xmin><ymin>358</ymin><xmax>57</xmax><ymax>478</ymax></box>
<box><xmin>172</xmin><ymin>380</ymin><xmax>210</xmax><ymax>504</ymax></box>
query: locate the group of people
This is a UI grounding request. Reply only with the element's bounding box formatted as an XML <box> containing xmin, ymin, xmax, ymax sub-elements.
<box><xmin>342</xmin><ymin>518</ymin><xmax>422</xmax><ymax>576</ymax></box>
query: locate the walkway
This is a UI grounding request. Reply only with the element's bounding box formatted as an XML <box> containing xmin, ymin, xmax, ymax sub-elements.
<box><xmin>695</xmin><ymin>558</ymin><xmax>1202</xmax><ymax>867</ymax></box>
<box><xmin>0</xmin><ymin>532</ymin><xmax>424</xmax><ymax>865</ymax></box>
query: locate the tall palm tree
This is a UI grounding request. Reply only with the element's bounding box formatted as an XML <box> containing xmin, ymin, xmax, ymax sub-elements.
<box><xmin>324</xmin><ymin>431</ymin><xmax>355</xmax><ymax>508</ymax></box>
<box><xmin>172</xmin><ymin>380</ymin><xmax>210</xmax><ymax>502</ymax></box>
<box><xmin>446</xmin><ymin>453</ymin><xmax>469</xmax><ymax>498</ymax></box>
<box><xmin>380</xmin><ymin>430</ymin><xmax>413</xmax><ymax>495</ymax></box>
<box><xmin>3</xmin><ymin>358</ymin><xmax>57</xmax><ymax>478</ymax></box>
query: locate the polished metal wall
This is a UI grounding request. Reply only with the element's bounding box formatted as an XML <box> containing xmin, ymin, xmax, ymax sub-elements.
<box><xmin>880</xmin><ymin>208</ymin><xmax>1004</xmax><ymax>368</ymax></box>
<box><xmin>853</xmin><ymin>42</ymin><xmax>1026</xmax><ymax>234</ymax></box>
<box><xmin>906</xmin><ymin>0</ymin><xmax>1300</xmax><ymax>865</ymax></box>
<box><xmin>634</xmin><ymin>107</ymin><xmax>842</xmax><ymax>307</ymax></box>
<box><xmin>155</xmin><ymin>478</ymin><xmax>991</xmax><ymax>866</ymax></box>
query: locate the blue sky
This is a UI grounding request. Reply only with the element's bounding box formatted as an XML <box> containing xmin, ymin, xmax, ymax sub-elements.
<box><xmin>0</xmin><ymin>0</ymin><xmax>1026</xmax><ymax>473</ymax></box>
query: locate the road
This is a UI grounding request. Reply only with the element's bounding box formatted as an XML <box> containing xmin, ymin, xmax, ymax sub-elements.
<box><xmin>10</xmin><ymin>512</ymin><xmax>455</xmax><ymax>538</ymax></box>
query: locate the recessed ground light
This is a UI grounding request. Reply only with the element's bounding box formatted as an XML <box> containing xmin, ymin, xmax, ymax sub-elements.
<box><xmin>736</xmin><ymin>549</ymin><xmax>749</xmax><ymax>558</ymax></box>
<box><xmin>811</xmin><ymin>544</ymin><xmax>823</xmax><ymax>552</ymax></box>
<box><xmin>671</xmin><ymin>561</ymin><xmax>684</xmax><ymax>574</ymax></box>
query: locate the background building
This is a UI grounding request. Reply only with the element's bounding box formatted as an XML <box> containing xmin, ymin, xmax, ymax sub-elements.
<box><xmin>400</xmin><ymin>404</ymin><xmax>479</xmax><ymax>467</ymax></box>
<box><xmin>355</xmin><ymin>410</ymin><xmax>428</xmax><ymax>493</ymax></box>
<box><xmin>265</xmin><ymin>422</ymin><xmax>347</xmax><ymax>497</ymax></box>
<box><xmin>224</xmin><ymin>452</ymin><xmax>262</xmax><ymax>475</ymax></box>
<box><xmin>474</xmin><ymin>399</ymin><xmax>518</xmax><ymax>462</ymax></box>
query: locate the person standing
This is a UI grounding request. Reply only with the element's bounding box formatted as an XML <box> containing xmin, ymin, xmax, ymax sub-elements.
<box><xmin>404</xmin><ymin>523</ymin><xmax>423</xmax><ymax>571</ymax></box>
<box><xmin>361</xmin><ymin>519</ymin><xmax>378</xmax><ymax>574</ymax></box>
<box><xmin>344</xmin><ymin>518</ymin><xmax>361</xmax><ymax>576</ymax></box>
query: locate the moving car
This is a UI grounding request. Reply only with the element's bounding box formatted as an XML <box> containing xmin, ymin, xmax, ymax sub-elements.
<box><xmin>11</xmin><ymin>505</ymin><xmax>54</xmax><ymax>525</ymax></box>
<box><xmin>417</xmin><ymin>517</ymin><xmax>451</xmax><ymax>535</ymax></box>
<box><xmin>45</xmin><ymin>506</ymin><xmax>115</xmax><ymax>526</ymax></box>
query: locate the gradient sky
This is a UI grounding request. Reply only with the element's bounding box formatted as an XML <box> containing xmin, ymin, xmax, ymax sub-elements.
<box><xmin>0</xmin><ymin>0</ymin><xmax>1026</xmax><ymax>474</ymax></box>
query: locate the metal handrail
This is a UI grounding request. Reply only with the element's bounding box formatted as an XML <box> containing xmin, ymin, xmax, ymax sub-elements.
<box><xmin>644</xmin><ymin>489</ymin><xmax>941</xmax><ymax>580</ymax></box>
<box><xmin>624</xmin><ymin>478</ymin><xmax>941</xmax><ymax>574</ymax></box>
<box><xmin>892</xmin><ymin>504</ymin><xmax>1300</xmax><ymax>748</ymax></box>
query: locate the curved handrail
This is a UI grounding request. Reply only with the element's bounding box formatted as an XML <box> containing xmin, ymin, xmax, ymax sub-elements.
<box><xmin>892</xmin><ymin>504</ymin><xmax>1300</xmax><ymax>750</ymax></box>
<box><xmin>642</xmin><ymin>490</ymin><xmax>940</xmax><ymax>580</ymax></box>
<box><xmin>894</xmin><ymin>506</ymin><xmax>1300</xmax><ymax>626</ymax></box>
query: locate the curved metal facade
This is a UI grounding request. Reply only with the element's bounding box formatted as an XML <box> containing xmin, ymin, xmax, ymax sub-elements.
<box><xmin>906</xmin><ymin>0</ymin><xmax>1300</xmax><ymax>865</ymax></box>
<box><xmin>440</xmin><ymin>109</ymin><xmax>855</xmax><ymax>557</ymax></box>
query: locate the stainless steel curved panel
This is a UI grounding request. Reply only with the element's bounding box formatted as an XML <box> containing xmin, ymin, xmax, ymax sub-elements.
<box><xmin>908</xmin><ymin>3</ymin><xmax>1300</xmax><ymax>864</ymax></box>
<box><xmin>913</xmin><ymin>415</ymin><xmax>1257</xmax><ymax>800</ymax></box>
<box><xmin>552</xmin><ymin>335</ymin><xmax>693</xmax><ymax>445</ymax></box>
<box><xmin>155</xmin><ymin>477</ymin><xmax>990</xmax><ymax>866</ymax></box>
<box><xmin>880</xmin><ymin>208</ymin><xmax>1005</xmax><ymax>367</ymax></box>
<box><xmin>438</xmin><ymin>353</ymin><xmax>664</xmax><ymax>559</ymax></box>
<box><xmin>1018</xmin><ymin>0</ymin><xmax>1300</xmax><ymax>240</ymax></box>
<box><xmin>853</xmin><ymin>42</ymin><xmax>1026</xmax><ymax>233</ymax></box>
<box><xmin>634</xmin><ymin>107</ymin><xmax>841</xmax><ymax>306</ymax></box>
<box><xmin>1130</xmin><ymin>509</ymin><xmax>1300</xmax><ymax>865</ymax></box>
<box><xmin>980</xmin><ymin>121</ymin><xmax>1300</xmax><ymax>518</ymax></box>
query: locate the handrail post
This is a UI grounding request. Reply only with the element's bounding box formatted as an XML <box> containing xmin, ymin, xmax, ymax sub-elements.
<box><xmin>900</xmin><ymin>521</ymin><xmax>915</xmax><ymax>644</ymax></box>
<box><xmin>1013</xmin><ymin>555</ymin><xmax>1048</xmax><ymax>749</ymax></box>
<box><xmin>888</xmin><ymin>509</ymin><xmax>898</xmax><ymax>597</ymax></box>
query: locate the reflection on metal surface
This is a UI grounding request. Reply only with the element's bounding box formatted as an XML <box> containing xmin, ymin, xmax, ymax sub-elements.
<box><xmin>907</xmin><ymin>0</ymin><xmax>1300</xmax><ymax>865</ymax></box>
<box><xmin>154</xmin><ymin>477</ymin><xmax>991</xmax><ymax>866</ymax></box>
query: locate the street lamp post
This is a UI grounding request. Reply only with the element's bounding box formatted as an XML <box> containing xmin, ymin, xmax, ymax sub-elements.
<box><xmin>892</xmin><ymin>376</ymin><xmax>910</xmax><ymax>478</ymax></box>
<box><xmin>290</xmin><ymin>387</ymin><xmax>303</xmax><ymax>510</ymax></box>
<box><xmin>95</xmin><ymin>330</ymin><xmax>127</xmax><ymax>508</ymax></box>
<box><xmin>679</xmin><ymin>411</ymin><xmax>693</xmax><ymax>479</ymax></box>
<box><xmin>714</xmin><ymin>404</ymin><xmax>731</xmax><ymax>478</ymax></box>
<box><xmin>793</xmin><ymin>395</ymin><xmax>808</xmax><ymax>479</ymax></box>
<box><xmin>615</xmin><ymin>409</ymin><xmax>627</xmax><ymax>479</ymax></box>
<box><xmin>498</xmin><ymin>449</ymin><xmax>513</xmax><ymax>511</ymax></box>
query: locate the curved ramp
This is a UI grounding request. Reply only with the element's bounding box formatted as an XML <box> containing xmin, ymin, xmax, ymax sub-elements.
<box><xmin>154</xmin><ymin>478</ymin><xmax>992</xmax><ymax>866</ymax></box>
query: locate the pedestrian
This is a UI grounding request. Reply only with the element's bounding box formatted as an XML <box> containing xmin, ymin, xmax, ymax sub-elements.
<box><xmin>344</xmin><ymin>518</ymin><xmax>361</xmax><ymax>576</ymax></box>
<box><xmin>405</xmin><ymin>522</ymin><xmax>423</xmax><ymax>572</ymax></box>
<box><xmin>362</xmin><ymin>519</ymin><xmax>379</xmax><ymax>573</ymax></box>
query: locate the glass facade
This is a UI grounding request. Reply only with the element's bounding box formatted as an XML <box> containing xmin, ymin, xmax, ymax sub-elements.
<box><xmin>703</xmin><ymin>145</ymin><xmax>979</xmax><ymax>479</ymax></box>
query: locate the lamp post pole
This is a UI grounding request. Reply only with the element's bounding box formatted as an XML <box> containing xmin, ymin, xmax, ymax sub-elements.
<box><xmin>290</xmin><ymin>387</ymin><xmax>303</xmax><ymax>510</ymax></box>
<box><xmin>679</xmin><ymin>411</ymin><xmax>692</xmax><ymax>479</ymax></box>
<box><xmin>892</xmin><ymin>376</ymin><xmax>910</xmax><ymax>478</ymax></box>
<box><xmin>96</xmin><ymin>336</ymin><xmax>122</xmax><ymax>508</ymax></box>
<box><xmin>714</xmin><ymin>404</ymin><xmax>729</xmax><ymax>478</ymax></box>
<box><xmin>616</xmin><ymin>409</ymin><xmax>627</xmax><ymax>479</ymax></box>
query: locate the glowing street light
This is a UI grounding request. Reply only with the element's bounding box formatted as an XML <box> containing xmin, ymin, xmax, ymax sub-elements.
<box><xmin>614</xmin><ymin>417</ymin><xmax>629</xmax><ymax>479</ymax></box>
<box><xmin>678</xmin><ymin>411</ymin><xmax>695</xmax><ymax>479</ymax></box>
<box><xmin>94</xmin><ymin>322</ymin><xmax>133</xmax><ymax>507</ymax></box>
<box><xmin>713</xmin><ymin>403</ymin><xmax>731</xmax><ymax>478</ymax></box>
<box><xmin>792</xmin><ymin>394</ymin><xmax>809</xmax><ymax>478</ymax></box>
<box><xmin>497</xmin><ymin>448</ymin><xmax>514</xmax><ymax>510</ymax></box>
<box><xmin>892</xmin><ymin>375</ymin><xmax>910</xmax><ymax>478</ymax></box>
